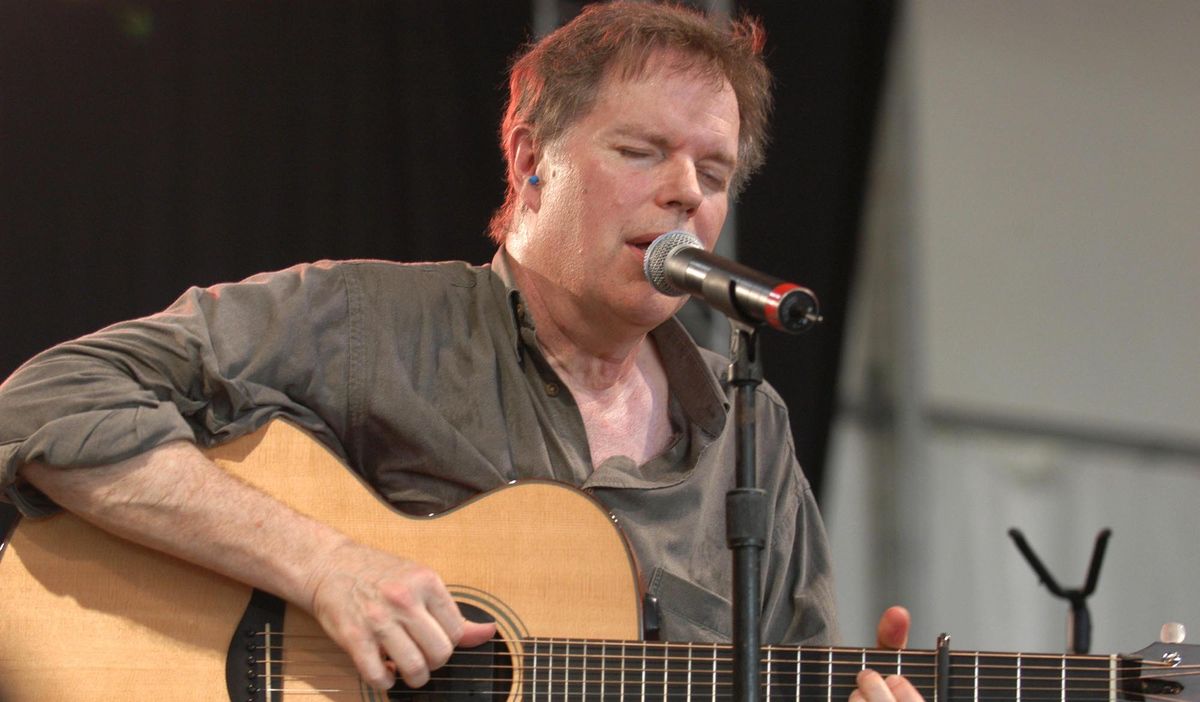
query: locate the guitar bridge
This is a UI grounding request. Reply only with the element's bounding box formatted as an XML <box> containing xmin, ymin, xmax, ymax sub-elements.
<box><xmin>226</xmin><ymin>589</ymin><xmax>286</xmax><ymax>702</ymax></box>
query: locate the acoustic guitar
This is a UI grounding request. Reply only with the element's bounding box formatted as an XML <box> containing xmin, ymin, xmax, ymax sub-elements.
<box><xmin>0</xmin><ymin>420</ymin><xmax>1193</xmax><ymax>701</ymax></box>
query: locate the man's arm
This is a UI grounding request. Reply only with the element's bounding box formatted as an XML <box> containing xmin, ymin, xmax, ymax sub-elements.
<box><xmin>19</xmin><ymin>441</ymin><xmax>494</xmax><ymax>691</ymax></box>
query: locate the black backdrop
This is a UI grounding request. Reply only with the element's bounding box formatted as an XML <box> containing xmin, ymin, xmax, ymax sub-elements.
<box><xmin>0</xmin><ymin>1</ymin><xmax>894</xmax><ymax>502</ymax></box>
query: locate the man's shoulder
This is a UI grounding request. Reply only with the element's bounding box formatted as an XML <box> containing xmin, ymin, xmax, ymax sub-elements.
<box><xmin>295</xmin><ymin>258</ymin><xmax>499</xmax><ymax>298</ymax></box>
<box><xmin>314</xmin><ymin>258</ymin><xmax>491</xmax><ymax>282</ymax></box>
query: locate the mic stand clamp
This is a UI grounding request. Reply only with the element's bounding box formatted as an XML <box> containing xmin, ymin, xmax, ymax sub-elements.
<box><xmin>1008</xmin><ymin>528</ymin><xmax>1111</xmax><ymax>654</ymax></box>
<box><xmin>728</xmin><ymin>322</ymin><xmax>766</xmax><ymax>702</ymax></box>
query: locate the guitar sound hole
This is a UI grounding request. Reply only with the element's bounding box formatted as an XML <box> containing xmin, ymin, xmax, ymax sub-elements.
<box><xmin>388</xmin><ymin>603</ymin><xmax>509</xmax><ymax>700</ymax></box>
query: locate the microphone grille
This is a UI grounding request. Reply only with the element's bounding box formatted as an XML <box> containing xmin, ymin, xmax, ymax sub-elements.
<box><xmin>643</xmin><ymin>230</ymin><xmax>701</xmax><ymax>296</ymax></box>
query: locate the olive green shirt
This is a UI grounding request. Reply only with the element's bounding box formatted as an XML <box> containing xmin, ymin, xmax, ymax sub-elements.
<box><xmin>0</xmin><ymin>250</ymin><xmax>837</xmax><ymax>645</ymax></box>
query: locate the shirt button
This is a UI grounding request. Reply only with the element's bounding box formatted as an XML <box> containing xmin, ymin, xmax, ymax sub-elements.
<box><xmin>544</xmin><ymin>382</ymin><xmax>560</xmax><ymax>397</ymax></box>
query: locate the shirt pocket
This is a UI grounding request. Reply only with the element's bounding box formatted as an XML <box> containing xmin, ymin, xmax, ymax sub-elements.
<box><xmin>648</xmin><ymin>566</ymin><xmax>731</xmax><ymax>642</ymax></box>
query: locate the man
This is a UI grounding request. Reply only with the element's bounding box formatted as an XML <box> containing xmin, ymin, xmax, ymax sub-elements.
<box><xmin>0</xmin><ymin>3</ymin><xmax>919</xmax><ymax>699</ymax></box>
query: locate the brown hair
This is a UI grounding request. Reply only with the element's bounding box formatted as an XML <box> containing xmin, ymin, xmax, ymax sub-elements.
<box><xmin>488</xmin><ymin>1</ymin><xmax>772</xmax><ymax>243</ymax></box>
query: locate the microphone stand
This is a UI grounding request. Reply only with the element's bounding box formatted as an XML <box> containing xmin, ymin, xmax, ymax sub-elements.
<box><xmin>727</xmin><ymin>322</ymin><xmax>766</xmax><ymax>702</ymax></box>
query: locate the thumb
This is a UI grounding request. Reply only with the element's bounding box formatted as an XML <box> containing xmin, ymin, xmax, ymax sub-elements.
<box><xmin>459</xmin><ymin>619</ymin><xmax>498</xmax><ymax>648</ymax></box>
<box><xmin>877</xmin><ymin>605</ymin><xmax>911</xmax><ymax>650</ymax></box>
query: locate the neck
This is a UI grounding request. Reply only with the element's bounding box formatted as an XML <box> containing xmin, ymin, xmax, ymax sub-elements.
<box><xmin>506</xmin><ymin>251</ymin><xmax>651</xmax><ymax>392</ymax></box>
<box><xmin>422</xmin><ymin>637</ymin><xmax>1133</xmax><ymax>702</ymax></box>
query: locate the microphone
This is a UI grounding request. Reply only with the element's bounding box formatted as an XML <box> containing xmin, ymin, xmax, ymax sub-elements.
<box><xmin>643</xmin><ymin>230</ymin><xmax>821</xmax><ymax>334</ymax></box>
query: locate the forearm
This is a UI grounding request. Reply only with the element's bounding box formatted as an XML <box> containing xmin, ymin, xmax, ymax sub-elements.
<box><xmin>19</xmin><ymin>440</ymin><xmax>349</xmax><ymax>612</ymax></box>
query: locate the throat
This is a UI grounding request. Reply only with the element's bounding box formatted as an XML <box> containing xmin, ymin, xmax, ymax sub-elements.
<box><xmin>568</xmin><ymin>343</ymin><xmax>674</xmax><ymax>468</ymax></box>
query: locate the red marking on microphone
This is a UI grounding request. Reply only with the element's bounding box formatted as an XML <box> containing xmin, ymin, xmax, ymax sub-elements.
<box><xmin>764</xmin><ymin>283</ymin><xmax>801</xmax><ymax>330</ymax></box>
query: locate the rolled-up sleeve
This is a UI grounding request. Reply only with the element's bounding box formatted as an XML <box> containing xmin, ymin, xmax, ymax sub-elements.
<box><xmin>0</xmin><ymin>261</ymin><xmax>355</xmax><ymax>516</ymax></box>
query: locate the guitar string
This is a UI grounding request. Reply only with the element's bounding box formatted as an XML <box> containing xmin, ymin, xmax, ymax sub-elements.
<box><xmin>255</xmin><ymin>656</ymin><xmax>1191</xmax><ymax>686</ymax></box>
<box><xmin>262</xmin><ymin>654</ymin><xmax>1180</xmax><ymax>682</ymax></box>
<box><xmin>255</xmin><ymin>675</ymin><xmax>1190</xmax><ymax>702</ymax></box>
<box><xmin>248</xmin><ymin>632</ymin><xmax>1187</xmax><ymax>698</ymax></box>
<box><xmin>251</xmin><ymin>637</ymin><xmax>1183</xmax><ymax>676</ymax></box>
<box><xmin>263</xmin><ymin>693</ymin><xmax>1184</xmax><ymax>702</ymax></box>
<box><xmin>267</xmin><ymin>668</ymin><xmax>1152</xmax><ymax>691</ymax></box>
<box><xmin>252</xmin><ymin>652</ymin><xmax>1188</xmax><ymax>695</ymax></box>
<box><xmin>255</xmin><ymin>633</ymin><xmax>1180</xmax><ymax>668</ymax></box>
<box><xmin>264</xmin><ymin>666</ymin><xmax>1174</xmax><ymax>692</ymax></box>
<box><xmin>372</xmin><ymin>692</ymin><xmax>1180</xmax><ymax>702</ymax></box>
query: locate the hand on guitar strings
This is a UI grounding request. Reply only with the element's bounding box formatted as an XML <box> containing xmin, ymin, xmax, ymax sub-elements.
<box><xmin>305</xmin><ymin>540</ymin><xmax>496</xmax><ymax>691</ymax></box>
<box><xmin>850</xmin><ymin>606</ymin><xmax>927</xmax><ymax>702</ymax></box>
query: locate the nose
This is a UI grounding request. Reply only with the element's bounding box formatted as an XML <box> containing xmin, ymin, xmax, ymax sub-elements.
<box><xmin>656</xmin><ymin>156</ymin><xmax>703</xmax><ymax>218</ymax></box>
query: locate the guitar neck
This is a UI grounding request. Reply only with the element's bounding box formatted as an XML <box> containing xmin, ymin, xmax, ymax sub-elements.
<box><xmin>516</xmin><ymin>638</ymin><xmax>1125</xmax><ymax>702</ymax></box>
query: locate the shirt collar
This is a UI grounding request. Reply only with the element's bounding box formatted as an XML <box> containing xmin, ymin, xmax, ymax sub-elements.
<box><xmin>488</xmin><ymin>247</ymin><xmax>527</xmax><ymax>363</ymax></box>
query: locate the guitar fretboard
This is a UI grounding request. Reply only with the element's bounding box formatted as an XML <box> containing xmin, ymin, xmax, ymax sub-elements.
<box><xmin>515</xmin><ymin>638</ymin><xmax>1120</xmax><ymax>702</ymax></box>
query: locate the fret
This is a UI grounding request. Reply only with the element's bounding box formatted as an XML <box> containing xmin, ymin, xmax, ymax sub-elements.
<box><xmin>765</xmin><ymin>645</ymin><xmax>800</xmax><ymax>701</ymax></box>
<box><xmin>576</xmin><ymin>638</ymin><xmax>585</xmax><ymax>700</ymax></box>
<box><xmin>827</xmin><ymin>648</ymin><xmax>834</xmax><ymax>702</ymax></box>
<box><xmin>976</xmin><ymin>652</ymin><xmax>981</xmax><ymax>702</ymax></box>
<box><xmin>566</xmin><ymin>639</ymin><xmax>587</xmax><ymax>700</ymax></box>
<box><xmin>796</xmin><ymin>644</ymin><xmax>802</xmax><ymax>702</ymax></box>
<box><xmin>641</xmin><ymin>640</ymin><xmax>650</xmax><ymax>701</ymax></box>
<box><xmin>977</xmin><ymin>652</ymin><xmax>1016</xmax><ymax>702</ymax></box>
<box><xmin>660</xmin><ymin>642</ymin><xmax>692</xmax><ymax>700</ymax></box>
<box><xmin>1108</xmin><ymin>655</ymin><xmax>1116</xmax><ymax>702</ymax></box>
<box><xmin>687</xmin><ymin>643</ymin><xmax>694</xmax><ymax>700</ymax></box>
<box><xmin>864</xmin><ymin>648</ymin><xmax>904</xmax><ymax>678</ymax></box>
<box><xmin>598</xmin><ymin>640</ymin><xmax>608</xmax><ymax>702</ymax></box>
<box><xmin>766</xmin><ymin>646</ymin><xmax>774</xmax><ymax>701</ymax></box>
<box><xmin>531</xmin><ymin>639</ymin><xmax>540</xmax><ymax>700</ymax></box>
<box><xmin>620</xmin><ymin>642</ymin><xmax>628</xmax><ymax>702</ymax></box>
<box><xmin>662</xmin><ymin>643</ymin><xmax>672</xmax><ymax>696</ymax></box>
<box><xmin>832</xmin><ymin>649</ymin><xmax>865</xmax><ymax>702</ymax></box>
<box><xmin>798</xmin><ymin>647</ymin><xmax>833</xmax><ymax>702</ymax></box>
<box><xmin>1064</xmin><ymin>653</ymin><xmax>1110</xmax><ymax>702</ymax></box>
<box><xmin>1017</xmin><ymin>653</ymin><xmax>1022</xmax><ymax>702</ymax></box>
<box><xmin>950</xmin><ymin>652</ymin><xmax>982</xmax><ymax>702</ymax></box>
<box><xmin>1022</xmin><ymin>653</ymin><xmax>1067</xmax><ymax>702</ymax></box>
<box><xmin>711</xmin><ymin>642</ymin><xmax>719</xmax><ymax>701</ymax></box>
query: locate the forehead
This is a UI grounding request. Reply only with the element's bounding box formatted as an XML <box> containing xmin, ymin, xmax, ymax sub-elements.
<box><xmin>581</xmin><ymin>50</ymin><xmax>739</xmax><ymax>146</ymax></box>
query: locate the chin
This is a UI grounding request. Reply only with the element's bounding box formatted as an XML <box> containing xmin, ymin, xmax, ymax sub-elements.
<box><xmin>621</xmin><ymin>295</ymin><xmax>685</xmax><ymax>330</ymax></box>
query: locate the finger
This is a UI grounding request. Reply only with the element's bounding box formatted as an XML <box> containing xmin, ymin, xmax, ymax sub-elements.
<box><xmin>886</xmin><ymin>674</ymin><xmax>925</xmax><ymax>702</ymax></box>
<box><xmin>395</xmin><ymin>605</ymin><xmax>457</xmax><ymax>670</ymax></box>
<box><xmin>425</xmin><ymin>586</ymin><xmax>474</xmax><ymax>646</ymax></box>
<box><xmin>855</xmin><ymin>669</ymin><xmax>894</xmax><ymax>702</ymax></box>
<box><xmin>876</xmin><ymin>605</ymin><xmax>911</xmax><ymax>650</ymax></box>
<box><xmin>423</xmin><ymin>585</ymin><xmax>497</xmax><ymax>649</ymax></box>
<box><xmin>338</xmin><ymin>626</ymin><xmax>396</xmax><ymax>691</ymax></box>
<box><xmin>377</xmin><ymin>624</ymin><xmax>433</xmax><ymax>689</ymax></box>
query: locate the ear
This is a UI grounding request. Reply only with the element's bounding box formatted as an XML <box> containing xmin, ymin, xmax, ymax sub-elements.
<box><xmin>505</xmin><ymin>124</ymin><xmax>542</xmax><ymax>213</ymax></box>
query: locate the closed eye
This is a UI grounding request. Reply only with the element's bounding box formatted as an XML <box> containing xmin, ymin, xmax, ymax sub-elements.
<box><xmin>617</xmin><ymin>146</ymin><xmax>653</xmax><ymax>159</ymax></box>
<box><xmin>700</xmin><ymin>170</ymin><xmax>728</xmax><ymax>190</ymax></box>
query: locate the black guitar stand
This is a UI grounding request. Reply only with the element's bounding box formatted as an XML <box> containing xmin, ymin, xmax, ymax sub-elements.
<box><xmin>1008</xmin><ymin>527</ymin><xmax>1111</xmax><ymax>654</ymax></box>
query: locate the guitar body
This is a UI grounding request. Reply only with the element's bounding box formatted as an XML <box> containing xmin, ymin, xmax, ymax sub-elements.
<box><xmin>0</xmin><ymin>420</ymin><xmax>642</xmax><ymax>701</ymax></box>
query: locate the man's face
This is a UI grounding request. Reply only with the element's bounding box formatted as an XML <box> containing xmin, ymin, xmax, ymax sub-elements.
<box><xmin>511</xmin><ymin>50</ymin><xmax>740</xmax><ymax>333</ymax></box>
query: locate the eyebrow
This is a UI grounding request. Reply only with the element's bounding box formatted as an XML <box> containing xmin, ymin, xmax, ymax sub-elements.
<box><xmin>611</xmin><ymin>125</ymin><xmax>737</xmax><ymax>172</ymax></box>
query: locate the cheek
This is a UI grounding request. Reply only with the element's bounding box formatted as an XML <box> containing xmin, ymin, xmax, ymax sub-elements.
<box><xmin>698</xmin><ymin>200</ymin><xmax>729</xmax><ymax>240</ymax></box>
